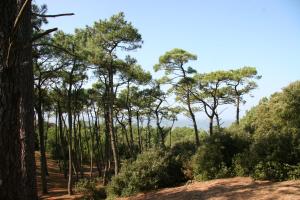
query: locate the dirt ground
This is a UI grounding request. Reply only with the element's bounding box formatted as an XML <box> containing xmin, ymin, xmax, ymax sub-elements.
<box><xmin>119</xmin><ymin>177</ymin><xmax>300</xmax><ymax>200</ymax></box>
<box><xmin>36</xmin><ymin>152</ymin><xmax>300</xmax><ymax>200</ymax></box>
<box><xmin>36</xmin><ymin>152</ymin><xmax>82</xmax><ymax>200</ymax></box>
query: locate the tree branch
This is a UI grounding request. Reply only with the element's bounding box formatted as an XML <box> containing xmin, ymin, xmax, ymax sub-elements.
<box><xmin>31</xmin><ymin>28</ymin><xmax>58</xmax><ymax>42</ymax></box>
<box><xmin>13</xmin><ymin>0</ymin><xmax>31</xmax><ymax>33</ymax></box>
<box><xmin>33</xmin><ymin>13</ymin><xmax>75</xmax><ymax>18</ymax></box>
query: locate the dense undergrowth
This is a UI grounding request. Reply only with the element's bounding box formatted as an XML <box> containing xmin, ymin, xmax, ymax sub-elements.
<box><xmin>68</xmin><ymin>81</ymin><xmax>300</xmax><ymax>199</ymax></box>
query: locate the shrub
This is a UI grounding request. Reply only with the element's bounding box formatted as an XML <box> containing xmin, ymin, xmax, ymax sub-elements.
<box><xmin>75</xmin><ymin>178</ymin><xmax>97</xmax><ymax>200</ymax></box>
<box><xmin>107</xmin><ymin>149</ymin><xmax>171</xmax><ymax>198</ymax></box>
<box><xmin>231</xmin><ymin>152</ymin><xmax>252</xmax><ymax>177</ymax></box>
<box><xmin>192</xmin><ymin>143</ymin><xmax>231</xmax><ymax>181</ymax></box>
<box><xmin>252</xmin><ymin>161</ymin><xmax>291</xmax><ymax>181</ymax></box>
<box><xmin>168</xmin><ymin>141</ymin><xmax>197</xmax><ymax>180</ymax></box>
<box><xmin>287</xmin><ymin>164</ymin><xmax>300</xmax><ymax>180</ymax></box>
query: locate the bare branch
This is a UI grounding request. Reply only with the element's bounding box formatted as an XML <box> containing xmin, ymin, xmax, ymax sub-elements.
<box><xmin>31</xmin><ymin>28</ymin><xmax>58</xmax><ymax>42</ymax></box>
<box><xmin>33</xmin><ymin>13</ymin><xmax>75</xmax><ymax>18</ymax></box>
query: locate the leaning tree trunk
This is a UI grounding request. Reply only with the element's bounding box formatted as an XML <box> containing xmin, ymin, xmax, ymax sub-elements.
<box><xmin>187</xmin><ymin>92</ymin><xmax>200</xmax><ymax>146</ymax></box>
<box><xmin>0</xmin><ymin>0</ymin><xmax>37</xmax><ymax>199</ymax></box>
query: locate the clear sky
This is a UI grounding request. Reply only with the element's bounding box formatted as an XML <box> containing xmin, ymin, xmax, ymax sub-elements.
<box><xmin>36</xmin><ymin>0</ymin><xmax>300</xmax><ymax>126</ymax></box>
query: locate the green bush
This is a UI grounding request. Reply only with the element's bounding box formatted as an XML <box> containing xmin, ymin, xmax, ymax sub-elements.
<box><xmin>231</xmin><ymin>152</ymin><xmax>252</xmax><ymax>177</ymax></box>
<box><xmin>287</xmin><ymin>164</ymin><xmax>300</xmax><ymax>180</ymax></box>
<box><xmin>75</xmin><ymin>178</ymin><xmax>98</xmax><ymax>200</ymax></box>
<box><xmin>192</xmin><ymin>143</ymin><xmax>231</xmax><ymax>181</ymax></box>
<box><xmin>192</xmin><ymin>130</ymin><xmax>250</xmax><ymax>181</ymax></box>
<box><xmin>252</xmin><ymin>161</ymin><xmax>291</xmax><ymax>181</ymax></box>
<box><xmin>168</xmin><ymin>141</ymin><xmax>197</xmax><ymax>180</ymax></box>
<box><xmin>107</xmin><ymin>149</ymin><xmax>171</xmax><ymax>198</ymax></box>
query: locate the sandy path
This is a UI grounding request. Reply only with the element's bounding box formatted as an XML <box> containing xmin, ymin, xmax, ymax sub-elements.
<box><xmin>119</xmin><ymin>177</ymin><xmax>300</xmax><ymax>200</ymax></box>
<box><xmin>36</xmin><ymin>152</ymin><xmax>82</xmax><ymax>200</ymax></box>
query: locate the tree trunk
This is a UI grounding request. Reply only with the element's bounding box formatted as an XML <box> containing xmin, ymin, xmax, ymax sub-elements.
<box><xmin>67</xmin><ymin>92</ymin><xmax>73</xmax><ymax>195</ymax></box>
<box><xmin>136</xmin><ymin>111</ymin><xmax>142</xmax><ymax>152</ymax></box>
<box><xmin>209</xmin><ymin>117</ymin><xmax>213</xmax><ymax>135</ymax></box>
<box><xmin>187</xmin><ymin>93</ymin><xmax>200</xmax><ymax>146</ymax></box>
<box><xmin>0</xmin><ymin>0</ymin><xmax>37</xmax><ymax>199</ymax></box>
<box><xmin>87</xmin><ymin>110</ymin><xmax>94</xmax><ymax>178</ymax></box>
<box><xmin>58</xmin><ymin>103</ymin><xmax>67</xmax><ymax>178</ymax></box>
<box><xmin>103</xmin><ymin>108</ymin><xmax>110</xmax><ymax>185</ymax></box>
<box><xmin>147</xmin><ymin>114</ymin><xmax>151</xmax><ymax>149</ymax></box>
<box><xmin>236</xmin><ymin>96</ymin><xmax>240</xmax><ymax>125</ymax></box>
<box><xmin>108</xmin><ymin>69</ymin><xmax>119</xmax><ymax>175</ymax></box>
<box><xmin>36</xmin><ymin>99</ymin><xmax>48</xmax><ymax>194</ymax></box>
<box><xmin>128</xmin><ymin>107</ymin><xmax>134</xmax><ymax>152</ymax></box>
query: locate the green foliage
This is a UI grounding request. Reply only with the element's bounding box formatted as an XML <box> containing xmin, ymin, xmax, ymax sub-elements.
<box><xmin>107</xmin><ymin>149</ymin><xmax>171</xmax><ymax>198</ymax></box>
<box><xmin>252</xmin><ymin>161</ymin><xmax>291</xmax><ymax>181</ymax></box>
<box><xmin>287</xmin><ymin>164</ymin><xmax>300</xmax><ymax>180</ymax></box>
<box><xmin>75</xmin><ymin>178</ymin><xmax>98</xmax><ymax>200</ymax></box>
<box><xmin>165</xmin><ymin>127</ymin><xmax>196</xmax><ymax>145</ymax></box>
<box><xmin>107</xmin><ymin>145</ymin><xmax>196</xmax><ymax>198</ymax></box>
<box><xmin>192</xmin><ymin>130</ymin><xmax>250</xmax><ymax>181</ymax></box>
<box><xmin>168</xmin><ymin>141</ymin><xmax>197</xmax><ymax>180</ymax></box>
<box><xmin>232</xmin><ymin>81</ymin><xmax>300</xmax><ymax>181</ymax></box>
<box><xmin>192</xmin><ymin>143</ymin><xmax>230</xmax><ymax>181</ymax></box>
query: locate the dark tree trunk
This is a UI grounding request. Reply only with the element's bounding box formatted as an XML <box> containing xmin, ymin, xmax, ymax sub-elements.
<box><xmin>147</xmin><ymin>114</ymin><xmax>151</xmax><ymax>149</ymax></box>
<box><xmin>103</xmin><ymin>108</ymin><xmax>110</xmax><ymax>185</ymax></box>
<box><xmin>87</xmin><ymin>110</ymin><xmax>94</xmax><ymax>178</ymax></box>
<box><xmin>236</xmin><ymin>96</ymin><xmax>240</xmax><ymax>125</ymax></box>
<box><xmin>58</xmin><ymin>103</ymin><xmax>67</xmax><ymax>178</ymax></box>
<box><xmin>209</xmin><ymin>117</ymin><xmax>213</xmax><ymax>136</ymax></box>
<box><xmin>0</xmin><ymin>0</ymin><xmax>37</xmax><ymax>199</ymax></box>
<box><xmin>128</xmin><ymin>107</ymin><xmax>134</xmax><ymax>152</ymax></box>
<box><xmin>136</xmin><ymin>111</ymin><xmax>142</xmax><ymax>152</ymax></box>
<box><xmin>187</xmin><ymin>93</ymin><xmax>200</xmax><ymax>146</ymax></box>
<box><xmin>67</xmin><ymin>90</ymin><xmax>73</xmax><ymax>195</ymax></box>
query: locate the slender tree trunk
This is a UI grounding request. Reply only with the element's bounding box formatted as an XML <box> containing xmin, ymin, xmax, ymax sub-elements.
<box><xmin>67</xmin><ymin>91</ymin><xmax>73</xmax><ymax>195</ymax></box>
<box><xmin>136</xmin><ymin>111</ymin><xmax>142</xmax><ymax>152</ymax></box>
<box><xmin>108</xmin><ymin>69</ymin><xmax>119</xmax><ymax>175</ymax></box>
<box><xmin>236</xmin><ymin>96</ymin><xmax>240</xmax><ymax>125</ymax></box>
<box><xmin>93</xmin><ymin>109</ymin><xmax>103</xmax><ymax>177</ymax></box>
<box><xmin>36</xmin><ymin>98</ymin><xmax>48</xmax><ymax>194</ymax></box>
<box><xmin>103</xmin><ymin>109</ymin><xmax>110</xmax><ymax>185</ymax></box>
<box><xmin>77</xmin><ymin>114</ymin><xmax>84</xmax><ymax>178</ymax></box>
<box><xmin>87</xmin><ymin>110</ymin><xmax>94</xmax><ymax>178</ymax></box>
<box><xmin>147</xmin><ymin>114</ymin><xmax>151</xmax><ymax>149</ymax></box>
<box><xmin>187</xmin><ymin>93</ymin><xmax>200</xmax><ymax>146</ymax></box>
<box><xmin>128</xmin><ymin>107</ymin><xmax>134</xmax><ymax>151</ymax></box>
<box><xmin>73</xmin><ymin>113</ymin><xmax>79</xmax><ymax>181</ymax></box>
<box><xmin>58</xmin><ymin>103</ymin><xmax>67</xmax><ymax>178</ymax></box>
<box><xmin>209</xmin><ymin>117</ymin><xmax>213</xmax><ymax>135</ymax></box>
<box><xmin>169</xmin><ymin>118</ymin><xmax>175</xmax><ymax>147</ymax></box>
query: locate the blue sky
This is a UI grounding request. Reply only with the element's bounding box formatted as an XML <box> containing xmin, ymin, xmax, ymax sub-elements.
<box><xmin>36</xmin><ymin>0</ymin><xmax>300</xmax><ymax>126</ymax></box>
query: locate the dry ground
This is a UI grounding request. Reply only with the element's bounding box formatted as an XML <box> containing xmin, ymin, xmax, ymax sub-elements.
<box><xmin>36</xmin><ymin>152</ymin><xmax>82</xmax><ymax>200</ymax></box>
<box><xmin>119</xmin><ymin>177</ymin><xmax>300</xmax><ymax>200</ymax></box>
<box><xmin>36</xmin><ymin>152</ymin><xmax>300</xmax><ymax>200</ymax></box>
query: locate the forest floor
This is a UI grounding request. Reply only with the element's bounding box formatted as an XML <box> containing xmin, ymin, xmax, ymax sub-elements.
<box><xmin>36</xmin><ymin>151</ymin><xmax>82</xmax><ymax>200</ymax></box>
<box><xmin>119</xmin><ymin>177</ymin><xmax>300</xmax><ymax>200</ymax></box>
<box><xmin>36</xmin><ymin>152</ymin><xmax>300</xmax><ymax>200</ymax></box>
